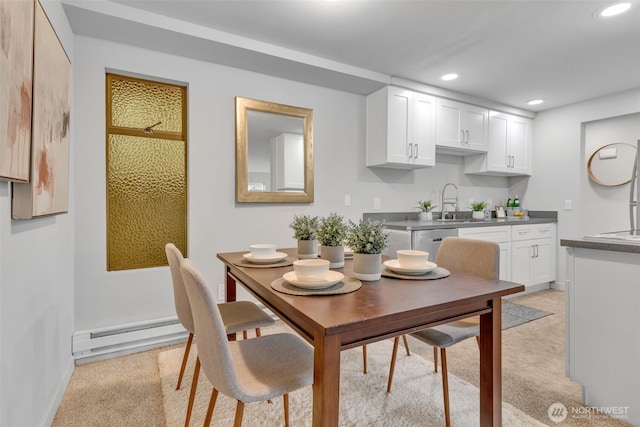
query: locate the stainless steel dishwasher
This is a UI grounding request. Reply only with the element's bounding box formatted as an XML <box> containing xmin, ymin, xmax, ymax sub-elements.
<box><xmin>384</xmin><ymin>228</ymin><xmax>458</xmax><ymax>261</ymax></box>
<box><xmin>412</xmin><ymin>228</ymin><xmax>458</xmax><ymax>258</ymax></box>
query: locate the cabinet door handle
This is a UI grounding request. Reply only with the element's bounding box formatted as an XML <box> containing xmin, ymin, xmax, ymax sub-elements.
<box><xmin>414</xmin><ymin>144</ymin><xmax>419</xmax><ymax>158</ymax></box>
<box><xmin>511</xmin><ymin>155</ymin><xmax>515</xmax><ymax>168</ymax></box>
<box><xmin>460</xmin><ymin>129</ymin><xmax>465</xmax><ymax>144</ymax></box>
<box><xmin>465</xmin><ymin>129</ymin><xmax>470</xmax><ymax>144</ymax></box>
<box><xmin>407</xmin><ymin>143</ymin><xmax>413</xmax><ymax>158</ymax></box>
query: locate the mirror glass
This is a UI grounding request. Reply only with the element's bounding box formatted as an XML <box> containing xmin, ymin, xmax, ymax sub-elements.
<box><xmin>236</xmin><ymin>97</ymin><xmax>313</xmax><ymax>203</ymax></box>
<box><xmin>588</xmin><ymin>143</ymin><xmax>637</xmax><ymax>187</ymax></box>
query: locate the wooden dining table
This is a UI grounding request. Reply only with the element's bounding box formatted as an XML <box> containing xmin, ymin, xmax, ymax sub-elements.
<box><xmin>217</xmin><ymin>248</ymin><xmax>524</xmax><ymax>426</ymax></box>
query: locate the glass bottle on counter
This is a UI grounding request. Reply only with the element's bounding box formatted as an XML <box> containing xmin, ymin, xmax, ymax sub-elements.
<box><xmin>506</xmin><ymin>196</ymin><xmax>514</xmax><ymax>217</ymax></box>
<box><xmin>513</xmin><ymin>195</ymin><xmax>520</xmax><ymax>208</ymax></box>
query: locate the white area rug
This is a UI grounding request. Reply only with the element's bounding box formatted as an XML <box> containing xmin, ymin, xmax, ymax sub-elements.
<box><xmin>159</xmin><ymin>325</ymin><xmax>547</xmax><ymax>426</ymax></box>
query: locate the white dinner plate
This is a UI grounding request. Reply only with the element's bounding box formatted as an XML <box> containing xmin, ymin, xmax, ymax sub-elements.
<box><xmin>283</xmin><ymin>271</ymin><xmax>345</xmax><ymax>289</ymax></box>
<box><xmin>242</xmin><ymin>252</ymin><xmax>288</xmax><ymax>264</ymax></box>
<box><xmin>383</xmin><ymin>259</ymin><xmax>437</xmax><ymax>275</ymax></box>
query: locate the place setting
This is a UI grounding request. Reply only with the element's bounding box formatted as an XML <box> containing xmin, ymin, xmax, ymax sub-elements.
<box><xmin>271</xmin><ymin>259</ymin><xmax>362</xmax><ymax>296</ymax></box>
<box><xmin>233</xmin><ymin>244</ymin><xmax>295</xmax><ymax>268</ymax></box>
<box><xmin>382</xmin><ymin>249</ymin><xmax>450</xmax><ymax>280</ymax></box>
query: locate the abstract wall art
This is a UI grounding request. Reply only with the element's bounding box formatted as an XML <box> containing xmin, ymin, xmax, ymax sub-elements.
<box><xmin>0</xmin><ymin>0</ymin><xmax>34</xmax><ymax>182</ymax></box>
<box><xmin>12</xmin><ymin>0</ymin><xmax>70</xmax><ymax>219</ymax></box>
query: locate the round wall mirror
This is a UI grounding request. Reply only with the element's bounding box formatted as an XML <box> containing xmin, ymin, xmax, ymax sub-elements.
<box><xmin>587</xmin><ymin>143</ymin><xmax>637</xmax><ymax>187</ymax></box>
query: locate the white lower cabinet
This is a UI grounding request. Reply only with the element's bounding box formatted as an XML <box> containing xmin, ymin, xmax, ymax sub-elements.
<box><xmin>458</xmin><ymin>223</ymin><xmax>556</xmax><ymax>290</ymax></box>
<box><xmin>457</xmin><ymin>226</ymin><xmax>511</xmax><ymax>281</ymax></box>
<box><xmin>510</xmin><ymin>224</ymin><xmax>556</xmax><ymax>289</ymax></box>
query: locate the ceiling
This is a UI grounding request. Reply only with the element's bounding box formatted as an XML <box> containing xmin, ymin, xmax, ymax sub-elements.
<box><xmin>63</xmin><ymin>0</ymin><xmax>640</xmax><ymax>112</ymax></box>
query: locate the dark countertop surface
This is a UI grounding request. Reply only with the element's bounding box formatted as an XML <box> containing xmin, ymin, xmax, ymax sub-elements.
<box><xmin>381</xmin><ymin>217</ymin><xmax>556</xmax><ymax>231</ymax></box>
<box><xmin>364</xmin><ymin>210</ymin><xmax>558</xmax><ymax>231</ymax></box>
<box><xmin>561</xmin><ymin>237</ymin><xmax>640</xmax><ymax>254</ymax></box>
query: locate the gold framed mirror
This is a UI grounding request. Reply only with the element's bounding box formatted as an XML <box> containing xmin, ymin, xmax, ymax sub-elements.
<box><xmin>587</xmin><ymin>142</ymin><xmax>637</xmax><ymax>187</ymax></box>
<box><xmin>235</xmin><ymin>97</ymin><xmax>314</xmax><ymax>203</ymax></box>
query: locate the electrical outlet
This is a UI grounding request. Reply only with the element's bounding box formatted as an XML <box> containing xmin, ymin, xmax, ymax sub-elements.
<box><xmin>344</xmin><ymin>194</ymin><xmax>351</xmax><ymax>206</ymax></box>
<box><xmin>564</xmin><ymin>200</ymin><xmax>572</xmax><ymax>210</ymax></box>
<box><xmin>374</xmin><ymin>197</ymin><xmax>381</xmax><ymax>210</ymax></box>
<box><xmin>218</xmin><ymin>284</ymin><xmax>225</xmax><ymax>300</ymax></box>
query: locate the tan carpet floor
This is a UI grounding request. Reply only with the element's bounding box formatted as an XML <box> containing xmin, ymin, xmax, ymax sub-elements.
<box><xmin>52</xmin><ymin>289</ymin><xmax>631</xmax><ymax>426</ymax></box>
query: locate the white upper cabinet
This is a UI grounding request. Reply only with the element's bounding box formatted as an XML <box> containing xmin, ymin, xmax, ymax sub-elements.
<box><xmin>435</xmin><ymin>98</ymin><xmax>488</xmax><ymax>154</ymax></box>
<box><xmin>366</xmin><ymin>86</ymin><xmax>436</xmax><ymax>168</ymax></box>
<box><xmin>465</xmin><ymin>111</ymin><xmax>532</xmax><ymax>176</ymax></box>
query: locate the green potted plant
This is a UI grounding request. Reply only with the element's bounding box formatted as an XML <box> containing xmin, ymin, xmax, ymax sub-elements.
<box><xmin>289</xmin><ymin>214</ymin><xmax>319</xmax><ymax>259</ymax></box>
<box><xmin>317</xmin><ymin>213</ymin><xmax>348</xmax><ymax>267</ymax></box>
<box><xmin>417</xmin><ymin>200</ymin><xmax>437</xmax><ymax>221</ymax></box>
<box><xmin>346</xmin><ymin>219</ymin><xmax>389</xmax><ymax>281</ymax></box>
<box><xmin>470</xmin><ymin>201</ymin><xmax>487</xmax><ymax>220</ymax></box>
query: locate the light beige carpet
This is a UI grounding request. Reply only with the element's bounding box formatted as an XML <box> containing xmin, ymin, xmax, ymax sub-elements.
<box><xmin>159</xmin><ymin>325</ymin><xmax>547</xmax><ymax>427</ymax></box>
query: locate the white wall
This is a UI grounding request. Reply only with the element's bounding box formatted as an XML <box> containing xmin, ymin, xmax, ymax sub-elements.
<box><xmin>0</xmin><ymin>1</ymin><xmax>75</xmax><ymax>426</ymax></box>
<box><xmin>72</xmin><ymin>35</ymin><xmax>511</xmax><ymax>331</ymax></box>
<box><xmin>511</xmin><ymin>89</ymin><xmax>640</xmax><ymax>287</ymax></box>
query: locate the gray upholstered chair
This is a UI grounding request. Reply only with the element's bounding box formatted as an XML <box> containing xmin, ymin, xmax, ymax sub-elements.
<box><xmin>165</xmin><ymin>243</ymin><xmax>274</xmax><ymax>394</ymax></box>
<box><xmin>386</xmin><ymin>237</ymin><xmax>500</xmax><ymax>427</ymax></box>
<box><xmin>180</xmin><ymin>259</ymin><xmax>314</xmax><ymax>427</ymax></box>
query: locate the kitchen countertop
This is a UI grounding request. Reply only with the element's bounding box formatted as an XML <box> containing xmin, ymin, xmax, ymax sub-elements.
<box><xmin>364</xmin><ymin>210</ymin><xmax>558</xmax><ymax>231</ymax></box>
<box><xmin>560</xmin><ymin>237</ymin><xmax>640</xmax><ymax>254</ymax></box>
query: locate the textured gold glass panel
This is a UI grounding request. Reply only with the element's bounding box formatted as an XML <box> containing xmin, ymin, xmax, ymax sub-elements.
<box><xmin>106</xmin><ymin>74</ymin><xmax>187</xmax><ymax>271</ymax></box>
<box><xmin>109</xmin><ymin>76</ymin><xmax>183</xmax><ymax>133</ymax></box>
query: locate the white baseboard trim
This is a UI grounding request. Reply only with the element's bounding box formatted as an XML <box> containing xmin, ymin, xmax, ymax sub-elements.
<box><xmin>550</xmin><ymin>280</ymin><xmax>566</xmax><ymax>291</ymax></box>
<box><xmin>72</xmin><ymin>316</ymin><xmax>189</xmax><ymax>363</ymax></box>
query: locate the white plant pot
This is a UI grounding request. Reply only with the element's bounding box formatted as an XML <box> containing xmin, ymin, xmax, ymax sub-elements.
<box><xmin>419</xmin><ymin>211</ymin><xmax>433</xmax><ymax>221</ymax></box>
<box><xmin>297</xmin><ymin>239</ymin><xmax>318</xmax><ymax>259</ymax></box>
<box><xmin>320</xmin><ymin>245</ymin><xmax>344</xmax><ymax>268</ymax></box>
<box><xmin>352</xmin><ymin>253</ymin><xmax>382</xmax><ymax>281</ymax></box>
<box><xmin>472</xmin><ymin>211</ymin><xmax>484</xmax><ymax>220</ymax></box>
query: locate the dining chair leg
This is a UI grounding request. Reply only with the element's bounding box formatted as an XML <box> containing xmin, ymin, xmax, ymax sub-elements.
<box><xmin>362</xmin><ymin>345</ymin><xmax>367</xmax><ymax>374</ymax></box>
<box><xmin>433</xmin><ymin>347</ymin><xmax>438</xmax><ymax>373</ymax></box>
<box><xmin>440</xmin><ymin>348</ymin><xmax>451</xmax><ymax>427</ymax></box>
<box><xmin>234</xmin><ymin>401</ymin><xmax>245</xmax><ymax>427</ymax></box>
<box><xmin>283</xmin><ymin>393</ymin><xmax>290</xmax><ymax>427</ymax></box>
<box><xmin>475</xmin><ymin>335</ymin><xmax>480</xmax><ymax>347</ymax></box>
<box><xmin>386</xmin><ymin>336</ymin><xmax>400</xmax><ymax>393</ymax></box>
<box><xmin>185</xmin><ymin>357</ymin><xmax>201</xmax><ymax>427</ymax></box>
<box><xmin>255</xmin><ymin>327</ymin><xmax>262</xmax><ymax>337</ymax></box>
<box><xmin>242</xmin><ymin>330</ymin><xmax>248</xmax><ymax>340</ymax></box>
<box><xmin>176</xmin><ymin>332</ymin><xmax>194</xmax><ymax>390</ymax></box>
<box><xmin>202</xmin><ymin>388</ymin><xmax>219</xmax><ymax>427</ymax></box>
<box><xmin>402</xmin><ymin>335</ymin><xmax>411</xmax><ymax>356</ymax></box>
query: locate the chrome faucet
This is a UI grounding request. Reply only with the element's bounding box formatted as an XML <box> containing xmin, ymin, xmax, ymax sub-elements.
<box><xmin>441</xmin><ymin>183</ymin><xmax>459</xmax><ymax>219</ymax></box>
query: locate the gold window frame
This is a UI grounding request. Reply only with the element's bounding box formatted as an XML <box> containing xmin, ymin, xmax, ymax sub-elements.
<box><xmin>105</xmin><ymin>73</ymin><xmax>188</xmax><ymax>270</ymax></box>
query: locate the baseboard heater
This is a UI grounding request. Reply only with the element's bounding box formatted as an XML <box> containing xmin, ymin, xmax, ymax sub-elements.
<box><xmin>72</xmin><ymin>316</ymin><xmax>188</xmax><ymax>362</ymax></box>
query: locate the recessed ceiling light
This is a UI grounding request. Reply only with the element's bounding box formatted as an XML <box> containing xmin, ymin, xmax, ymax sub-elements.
<box><xmin>440</xmin><ymin>73</ymin><xmax>460</xmax><ymax>81</ymax></box>
<box><xmin>595</xmin><ymin>2</ymin><xmax>632</xmax><ymax>18</ymax></box>
<box><xmin>527</xmin><ymin>99</ymin><xmax>544</xmax><ymax>106</ymax></box>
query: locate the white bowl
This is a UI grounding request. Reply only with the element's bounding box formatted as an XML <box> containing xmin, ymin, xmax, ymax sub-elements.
<box><xmin>292</xmin><ymin>259</ymin><xmax>330</xmax><ymax>282</ymax></box>
<box><xmin>396</xmin><ymin>249</ymin><xmax>429</xmax><ymax>269</ymax></box>
<box><xmin>249</xmin><ymin>244</ymin><xmax>277</xmax><ymax>258</ymax></box>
